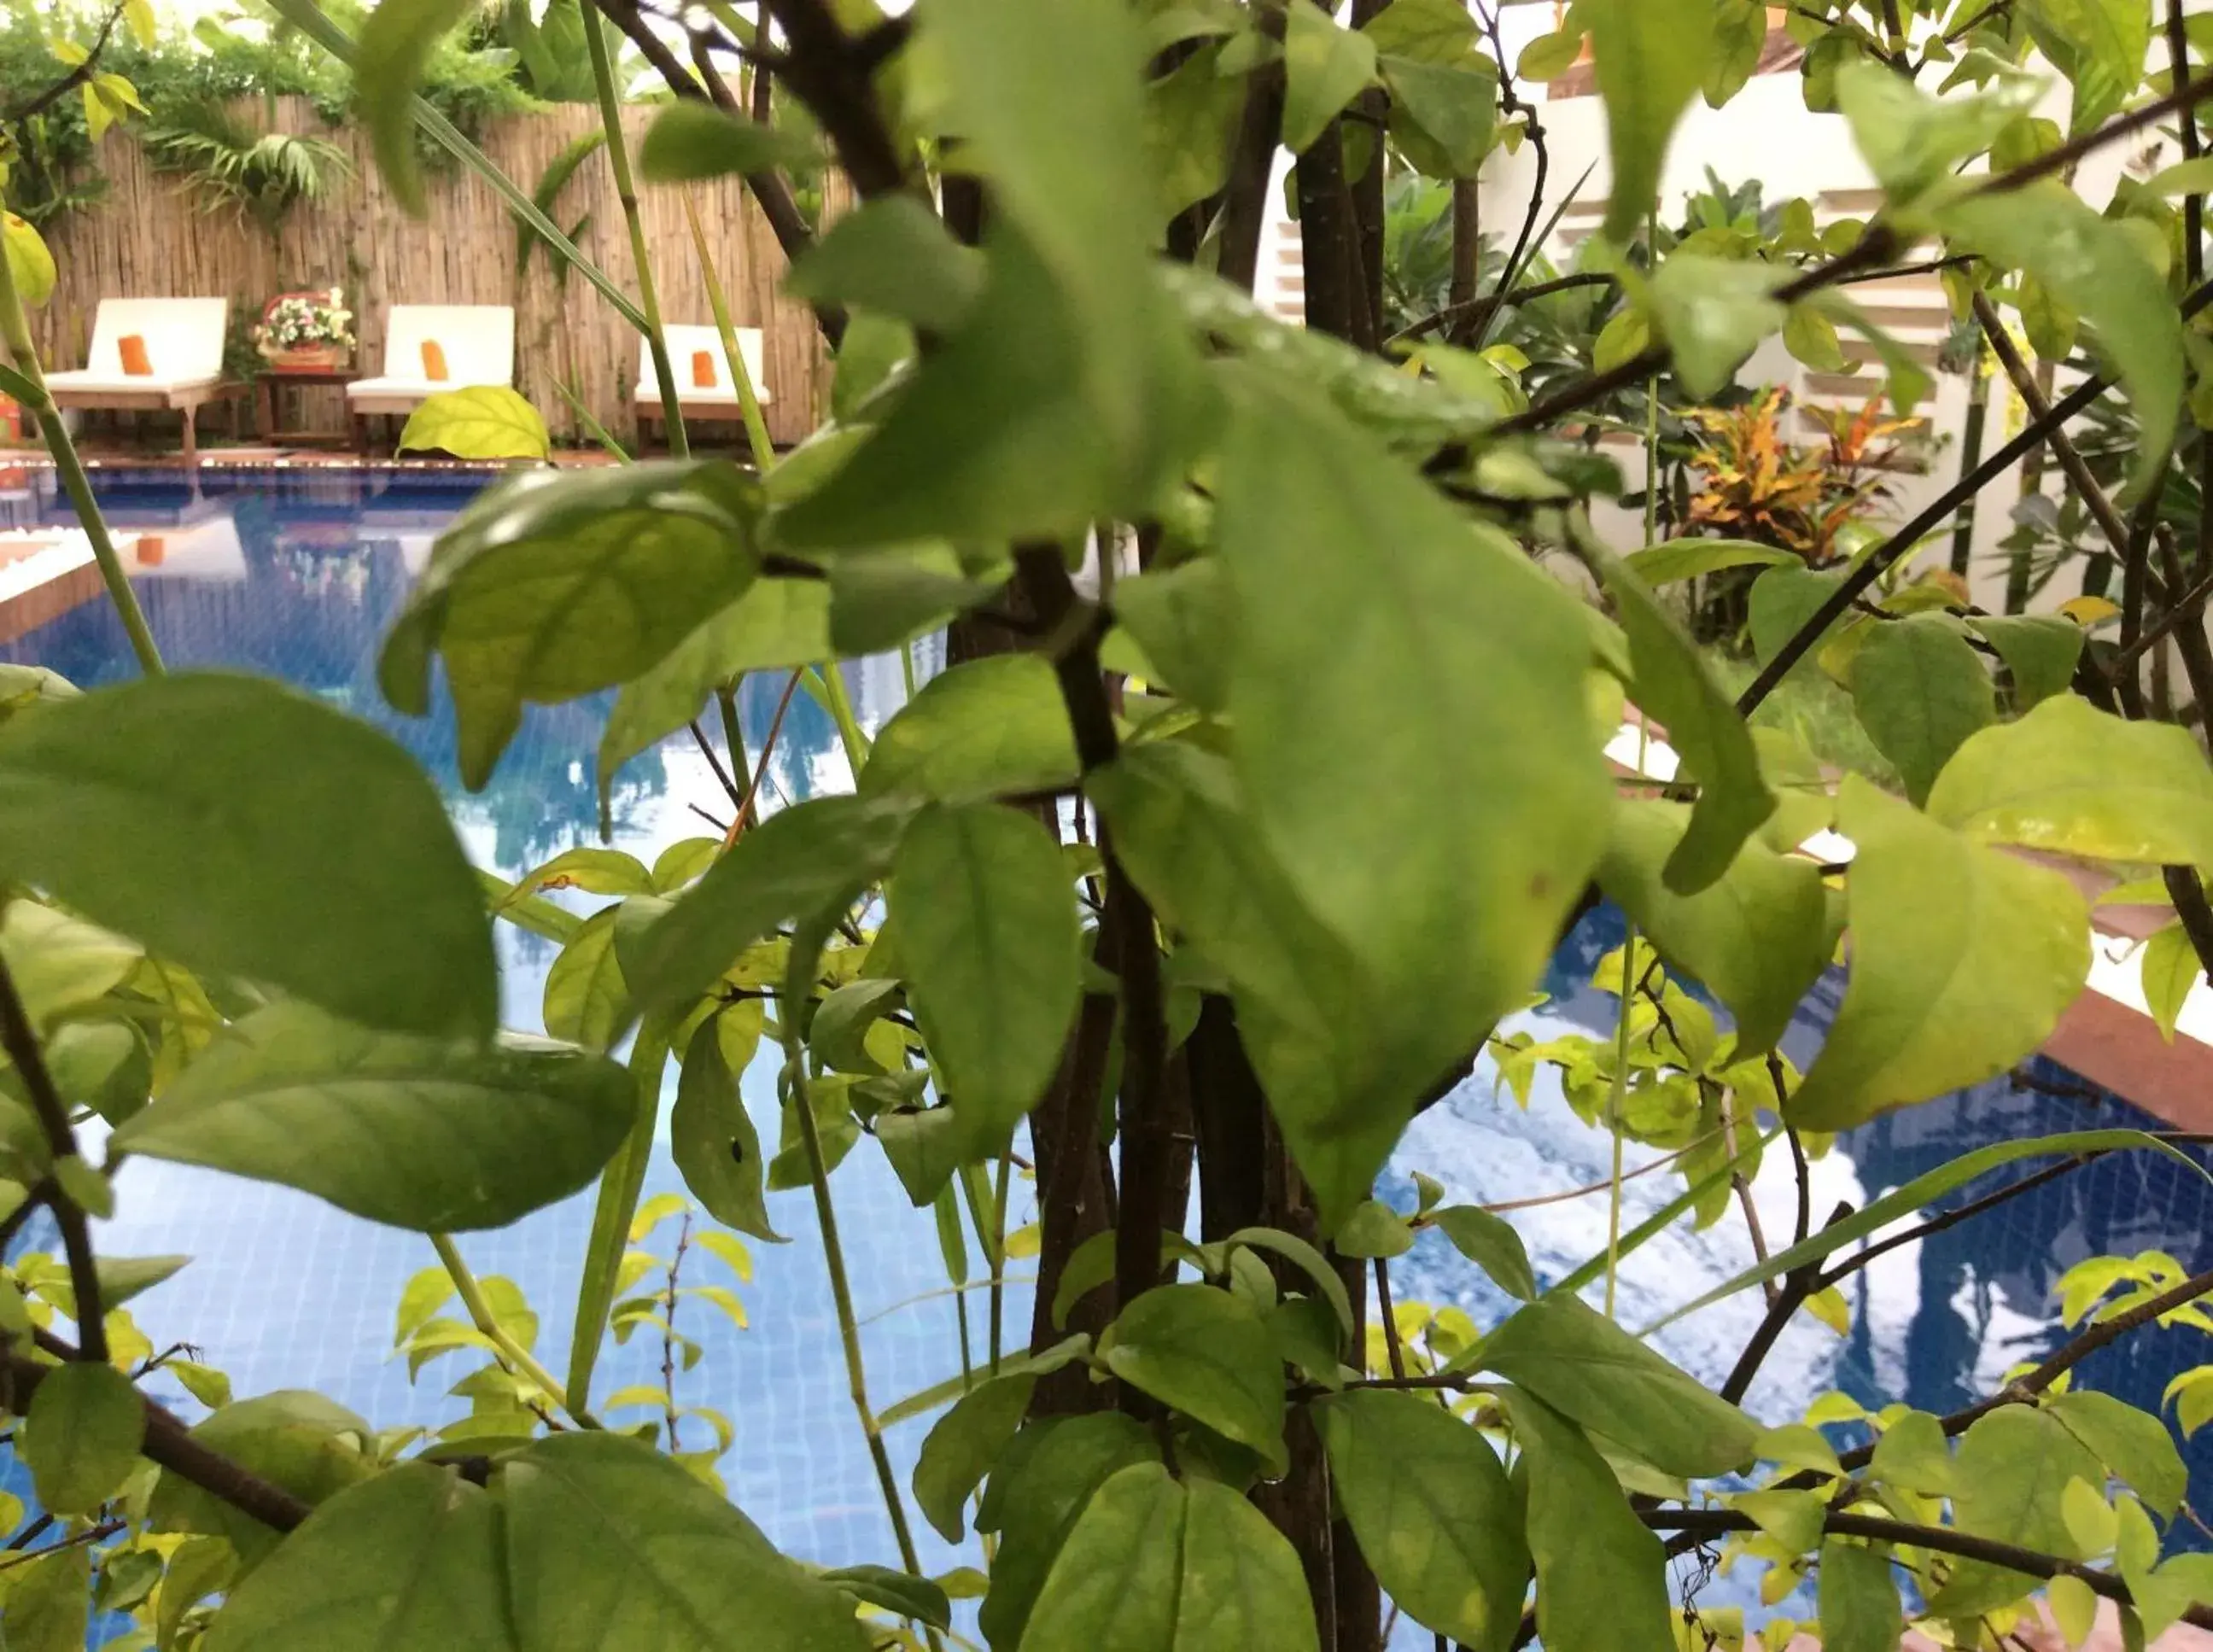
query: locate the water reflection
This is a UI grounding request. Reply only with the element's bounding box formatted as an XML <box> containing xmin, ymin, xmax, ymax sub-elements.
<box><xmin>6</xmin><ymin>468</ymin><xmax>2210</xmax><ymax>1628</ymax></box>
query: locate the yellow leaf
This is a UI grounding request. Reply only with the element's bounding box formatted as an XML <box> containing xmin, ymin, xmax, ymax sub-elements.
<box><xmin>2058</xmin><ymin>595</ymin><xmax>2122</xmax><ymax>627</ymax></box>
<box><xmin>1803</xmin><ymin>1285</ymin><xmax>1851</xmax><ymax>1335</ymax></box>
<box><xmin>1003</xmin><ymin>1222</ymin><xmax>1042</xmax><ymax>1259</ymax></box>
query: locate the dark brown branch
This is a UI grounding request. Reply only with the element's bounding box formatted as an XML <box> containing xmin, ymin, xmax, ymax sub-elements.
<box><xmin>1373</xmin><ymin>1258</ymin><xmax>1409</xmax><ymax>1381</ymax></box>
<box><xmin>761</xmin><ymin>0</ymin><xmax>909</xmax><ymax>199</ymax></box>
<box><xmin>0</xmin><ymin>958</ymin><xmax>104</xmax><ymax>1363</ymax></box>
<box><xmin>1469</xmin><ymin>3</ymin><xmax>1551</xmax><ymax>349</ymax></box>
<box><xmin>1</xmin><ymin>3</ymin><xmax>125</xmax><ymax>126</ymax></box>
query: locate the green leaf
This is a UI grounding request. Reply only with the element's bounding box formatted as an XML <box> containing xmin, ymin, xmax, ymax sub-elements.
<box><xmin>1316</xmin><ymin>1390</ymin><xmax>1530</xmax><ymax>1649</ymax></box>
<box><xmin>1021</xmin><ymin>1462</ymin><xmax>1318</xmax><ymax>1652</ymax></box>
<box><xmin>1593</xmin><ymin>545</ymin><xmax>1775</xmax><ymax>890</ymax></box>
<box><xmin>1429</xmin><ymin>1205</ymin><xmax>1537</xmax><ymax>1299</ymax></box>
<box><xmin>1359</xmin><ymin>0</ymin><xmax>1480</xmax><ymax>64</ymax></box>
<box><xmin>1836</xmin><ymin>61</ymin><xmax>2038</xmax><ymax>201</ymax></box>
<box><xmin>1937</xmin><ymin>183</ymin><xmax>2181</xmax><ymax>492</ymax></box>
<box><xmin>351</xmin><ymin>0</ymin><xmax>472</xmax><ymax>214</ymax></box>
<box><xmin>155</xmin><ymin>1536</ymin><xmax>235</xmax><ymax>1650</ymax></box>
<box><xmin>150</xmin><ymin>1392</ymin><xmax>377</xmax><ymax>1566</ymax></box>
<box><xmin>1736</xmin><ymin>1488</ymin><xmax>1828</xmax><ymax>1553</ymax></box>
<box><xmin>1819</xmin><ymin>1539</ymin><xmax>1904</xmax><ymax>1652</ymax></box>
<box><xmin>890</xmin><ymin>803</ymin><xmax>1079</xmax><ymax>1148</ymax></box>
<box><xmin>1334</xmin><ymin>1199</ymin><xmax>1416</xmax><ymax>1258</ymax></box>
<box><xmin>637</xmin><ymin>101</ymin><xmax>814</xmax><ymax>182</ymax></box>
<box><xmin>1869</xmin><ymin>1410</ymin><xmax>1955</xmax><ymax>1496</ymax></box>
<box><xmin>2048</xmin><ymin>1390</ymin><xmax>2187</xmax><ymax>1519</ymax></box>
<box><xmin>1749</xmin><ymin>565</ymin><xmax>1848</xmax><ymax>682</ymax></box>
<box><xmin>1477</xmin><ymin>1293</ymin><xmax>1758</xmax><ymax>1477</ymax></box>
<box><xmin>3</xmin><ymin>213</ymin><xmax>56</xmax><ymax>310</ymax></box>
<box><xmin>1925</xmin><ymin>694</ymin><xmax>2213</xmax><ymax>867</ymax></box>
<box><xmin>1112</xmin><ymin>559</ymin><xmax>1235</xmax><ymax>713</ymax></box>
<box><xmin>785</xmin><ymin>198</ymin><xmax>985</xmax><ymax>335</ymax></box>
<box><xmin>1103</xmin><ymin>1283</ymin><xmax>1287</xmax><ymax>1474</ymax></box>
<box><xmin>2146</xmin><ymin>155</ymin><xmax>2213</xmax><ymax>197</ymax></box>
<box><xmin>1786</xmin><ymin>778</ymin><xmax>2088</xmax><ymax>1130</ymax></box>
<box><xmin>1597</xmin><ymin>799</ymin><xmax>1829</xmax><ymax>1054</ymax></box>
<box><xmin>1623</xmin><ymin>540</ymin><xmax>1797</xmax><ymax>586</ymax></box>
<box><xmin>874</xmin><ymin>1106</ymin><xmax>968</xmax><ymax>1206</ymax></box>
<box><xmin>914</xmin><ymin>1372</ymin><xmax>1035</xmax><ymax>1544</ymax></box>
<box><xmin>820</xmin><ymin>1566</ymin><xmax>950</xmax><ymax>1633</ymax></box>
<box><xmin>501</xmin><ymin>1432</ymin><xmax>869</xmax><ymax>1649</ymax></box>
<box><xmin>0</xmin><ymin>899</ymin><xmax>143</xmax><ymax>1030</ymax></box>
<box><xmin>1283</xmin><ymin>2</ymin><xmax>1378</xmax><ymax>153</ymax></box>
<box><xmin>2032</xmin><ymin>0</ymin><xmax>2151</xmax><ymax>132</ymax></box>
<box><xmin>671</xmin><ymin>1013</ymin><xmax>783</xmax><ymax>1244</ymax></box>
<box><xmin>383</xmin><ymin>464</ymin><xmax>760</xmax><ymax>788</ymax></box>
<box><xmin>628</xmin><ymin>793</ymin><xmax>914</xmax><ymax>1013</ymax></box>
<box><xmin>1213</xmin><ymin>367</ymin><xmax>1607</xmax><ymax>1220</ymax></box>
<box><xmin>1849</xmin><ymin>614</ymin><xmax>1994</xmax><ymax>805</ymax></box>
<box><xmin>862</xmin><ymin>655</ymin><xmax>1079</xmax><ymax>805</ymax></box>
<box><xmin>1931</xmin><ymin>1407</ymin><xmax>2104</xmax><ymax>1614</ymax></box>
<box><xmin>597</xmin><ymin>580</ymin><xmax>832</xmax><ymax>803</ymax></box>
<box><xmin>1504</xmin><ymin>1390</ymin><xmax>1674</xmax><ymax>1652</ymax></box>
<box><xmin>395</xmin><ymin>386</ymin><xmax>551</xmax><ymax>461</ymax></box>
<box><xmin>23</xmin><ymin>1362</ymin><xmax>143</xmax><ymax>1516</ymax></box>
<box><xmin>1380</xmin><ymin>55</ymin><xmax>1497</xmax><ymax>178</ymax></box>
<box><xmin>977</xmin><ymin>1414</ymin><xmax>1160</xmax><ymax>1651</ymax></box>
<box><xmin>201</xmin><ymin>1463</ymin><xmax>509</xmax><ymax>1651</ymax></box>
<box><xmin>1518</xmin><ymin>27</ymin><xmax>1585</xmax><ymax>81</ymax></box>
<box><xmin>1594</xmin><ymin>308</ymin><xmax>1652</xmax><ymax>374</ymax></box>
<box><xmin>0</xmin><ymin>1545</ymin><xmax>88</xmax><ymax>1652</ymax></box>
<box><xmin>1969</xmin><ymin>614</ymin><xmax>2083</xmax><ymax>709</ymax></box>
<box><xmin>2140</xmin><ymin>922</ymin><xmax>2198</xmax><ymax>1043</ymax></box>
<box><xmin>1784</xmin><ymin>301</ymin><xmax>1850</xmax><ymax>373</ymax></box>
<box><xmin>1146</xmin><ymin>43</ymin><xmax>1246</xmax><ymax>217</ymax></box>
<box><xmin>1585</xmin><ymin>0</ymin><xmax>1711</xmax><ymax>243</ymax></box>
<box><xmin>1645</xmin><ymin>256</ymin><xmax>1788</xmax><ymax>400</ymax></box>
<box><xmin>542</xmin><ymin>908</ymin><xmax>630</xmax><ymax>1054</ymax></box>
<box><xmin>114</xmin><ymin>1002</ymin><xmax>634</xmax><ymax>1231</ymax></box>
<box><xmin>0</xmin><ymin>673</ymin><xmax>495</xmax><ymax>1041</ymax></box>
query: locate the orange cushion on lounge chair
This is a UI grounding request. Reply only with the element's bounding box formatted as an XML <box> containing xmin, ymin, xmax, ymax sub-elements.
<box><xmin>692</xmin><ymin>349</ymin><xmax>716</xmax><ymax>389</ymax></box>
<box><xmin>421</xmin><ymin>340</ymin><xmax>449</xmax><ymax>382</ymax></box>
<box><xmin>117</xmin><ymin>334</ymin><xmax>154</xmax><ymax>377</ymax></box>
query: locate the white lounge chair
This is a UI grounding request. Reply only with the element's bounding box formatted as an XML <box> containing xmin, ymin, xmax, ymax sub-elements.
<box><xmin>634</xmin><ymin>325</ymin><xmax>771</xmax><ymax>443</ymax></box>
<box><xmin>346</xmin><ymin>304</ymin><xmax>515</xmax><ymax>447</ymax></box>
<box><xmin>42</xmin><ymin>298</ymin><xmax>231</xmax><ymax>466</ymax></box>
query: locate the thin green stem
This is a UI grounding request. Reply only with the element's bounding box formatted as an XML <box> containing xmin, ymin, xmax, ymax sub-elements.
<box><xmin>682</xmin><ymin>190</ymin><xmax>775</xmax><ymax>470</ymax></box>
<box><xmin>431</xmin><ymin>1233</ymin><xmax>603</xmax><ymax>1429</ymax></box>
<box><xmin>0</xmin><ymin>241</ymin><xmax>162</xmax><ymax>678</ymax></box>
<box><xmin>564</xmin><ymin>1018</ymin><xmax>673</xmax><ymax>1413</ymax></box>
<box><xmin>715</xmin><ymin>680</ymin><xmax>753</xmax><ymax>817</ymax></box>
<box><xmin>989</xmin><ymin>1153</ymin><xmax>1009</xmax><ymax>1372</ymax></box>
<box><xmin>901</xmin><ymin>639</ymin><xmax>918</xmax><ymax>704</ymax></box>
<box><xmin>584</xmin><ymin>6</ymin><xmax>687</xmax><ymax>458</ymax></box>
<box><xmin>801</xmin><ymin>664</ymin><xmax>870</xmax><ymax>776</ymax></box>
<box><xmin>1642</xmin><ymin>216</ymin><xmax>1661</xmax><ymax>551</ymax></box>
<box><xmin>1603</xmin><ymin>926</ymin><xmax>1636</xmax><ymax>1321</ymax></box>
<box><xmin>779</xmin><ymin>946</ymin><xmax>941</xmax><ymax>1652</ymax></box>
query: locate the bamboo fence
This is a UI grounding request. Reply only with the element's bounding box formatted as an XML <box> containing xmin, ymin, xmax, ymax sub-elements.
<box><xmin>29</xmin><ymin>96</ymin><xmax>837</xmax><ymax>448</ymax></box>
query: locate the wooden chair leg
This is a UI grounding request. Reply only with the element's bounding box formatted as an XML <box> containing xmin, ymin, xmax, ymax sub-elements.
<box><xmin>180</xmin><ymin>406</ymin><xmax>198</xmax><ymax>468</ymax></box>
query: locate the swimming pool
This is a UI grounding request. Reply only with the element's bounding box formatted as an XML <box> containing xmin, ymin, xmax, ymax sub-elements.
<box><xmin>9</xmin><ymin>464</ymin><xmax>2213</xmax><ymax>1629</ymax></box>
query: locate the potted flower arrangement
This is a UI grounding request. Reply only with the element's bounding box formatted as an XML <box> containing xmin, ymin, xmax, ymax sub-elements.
<box><xmin>254</xmin><ymin>286</ymin><xmax>355</xmax><ymax>373</ymax></box>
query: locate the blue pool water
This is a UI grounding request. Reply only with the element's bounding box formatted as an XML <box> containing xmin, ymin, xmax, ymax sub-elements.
<box><xmin>9</xmin><ymin>465</ymin><xmax>2213</xmax><ymax>1632</ymax></box>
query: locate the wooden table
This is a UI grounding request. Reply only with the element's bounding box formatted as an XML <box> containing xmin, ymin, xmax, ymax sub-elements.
<box><xmin>256</xmin><ymin>368</ymin><xmax>357</xmax><ymax>449</ymax></box>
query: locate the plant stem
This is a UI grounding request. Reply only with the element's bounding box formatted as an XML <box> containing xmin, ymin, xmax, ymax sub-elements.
<box><xmin>564</xmin><ymin>1018</ymin><xmax>674</xmax><ymax>1415</ymax></box>
<box><xmin>0</xmin><ymin>242</ymin><xmax>162</xmax><ymax>679</ymax></box>
<box><xmin>801</xmin><ymin>663</ymin><xmax>870</xmax><ymax>777</ymax></box>
<box><xmin>779</xmin><ymin>942</ymin><xmax>941</xmax><ymax>1652</ymax></box>
<box><xmin>682</xmin><ymin>190</ymin><xmax>775</xmax><ymax>470</ymax></box>
<box><xmin>1603</xmin><ymin>928</ymin><xmax>1634</xmax><ymax>1321</ymax></box>
<box><xmin>584</xmin><ymin>4</ymin><xmax>688</xmax><ymax>458</ymax></box>
<box><xmin>431</xmin><ymin>1233</ymin><xmax>602</xmax><ymax>1429</ymax></box>
<box><xmin>0</xmin><ymin>953</ymin><xmax>105</xmax><ymax>1363</ymax></box>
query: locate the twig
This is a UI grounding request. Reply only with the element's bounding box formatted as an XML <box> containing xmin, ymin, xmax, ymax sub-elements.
<box><xmin>1469</xmin><ymin>3</ymin><xmax>1551</xmax><ymax>348</ymax></box>
<box><xmin>1475</xmin><ymin>1131</ymin><xmax>1720</xmax><ymax>1212</ymax></box>
<box><xmin>659</xmin><ymin>1208</ymin><xmax>692</xmax><ymax>1451</ymax></box>
<box><xmin>0</xmin><ymin>956</ymin><xmax>105</xmax><ymax>1363</ymax></box>
<box><xmin>688</xmin><ymin>720</ymin><xmax>744</xmax><ymax>808</ymax></box>
<box><xmin>1373</xmin><ymin>1258</ymin><xmax>1408</xmax><ymax>1381</ymax></box>
<box><xmin>0</xmin><ymin>1519</ymin><xmax>125</xmax><ymax>1572</ymax></box>
<box><xmin>0</xmin><ymin>3</ymin><xmax>126</xmax><ymax>125</ymax></box>
<box><xmin>721</xmin><ymin>669</ymin><xmax>802</xmax><ymax>848</ymax></box>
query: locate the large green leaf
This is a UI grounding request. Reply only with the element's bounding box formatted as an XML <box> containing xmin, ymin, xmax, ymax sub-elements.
<box><xmin>1836</xmin><ymin>61</ymin><xmax>2039</xmax><ymax>201</ymax></box>
<box><xmin>890</xmin><ymin>803</ymin><xmax>1078</xmax><ymax>1149</ymax></box>
<box><xmin>3</xmin><ymin>212</ymin><xmax>56</xmax><ymax>309</ymax></box>
<box><xmin>353</xmin><ymin>0</ymin><xmax>474</xmax><ymax>213</ymax></box>
<box><xmin>636</xmin><ymin>101</ymin><xmax>814</xmax><ymax>181</ymax></box>
<box><xmin>1504</xmin><ymin>1390</ymin><xmax>1674</xmax><ymax>1652</ymax></box>
<box><xmin>1315</xmin><ymin>1390</ymin><xmax>1530</xmax><ymax>1651</ymax></box>
<box><xmin>1819</xmin><ymin>1539</ymin><xmax>1905</xmax><ymax>1652</ymax></box>
<box><xmin>1849</xmin><ymin>615</ymin><xmax>1994</xmax><ymax>805</ymax></box>
<box><xmin>395</xmin><ymin>387</ymin><xmax>552</xmax><ymax>462</ymax></box>
<box><xmin>784</xmin><ymin>197</ymin><xmax>985</xmax><ymax>335</ymax></box>
<box><xmin>1925</xmin><ymin>693</ymin><xmax>2213</xmax><ymax>867</ymax></box>
<box><xmin>1145</xmin><ymin>43</ymin><xmax>1245</xmax><ymax>218</ymax></box>
<box><xmin>542</xmin><ymin>908</ymin><xmax>629</xmax><ymax>1054</ymax></box>
<box><xmin>1283</xmin><ymin>1</ymin><xmax>1378</xmax><ymax>153</ymax></box>
<box><xmin>1477</xmin><ymin>1293</ymin><xmax>1758</xmax><ymax>1477</ymax></box>
<box><xmin>1381</xmin><ymin>55</ymin><xmax>1497</xmax><ymax>178</ymax></box>
<box><xmin>1021</xmin><ymin>1462</ymin><xmax>1319</xmax><ymax>1652</ymax></box>
<box><xmin>1429</xmin><ymin>1205</ymin><xmax>1537</xmax><ymax>1300</ymax></box>
<box><xmin>1787</xmin><ymin>778</ymin><xmax>2088</xmax><ymax>1130</ymax></box>
<box><xmin>1585</xmin><ymin>0</ymin><xmax>1711</xmax><ymax>243</ymax></box>
<box><xmin>1214</xmin><ymin>367</ymin><xmax>1607</xmax><ymax>1219</ymax></box>
<box><xmin>1594</xmin><ymin>546</ymin><xmax>1774</xmax><ymax>890</ymax></box>
<box><xmin>1930</xmin><ymin>1407</ymin><xmax>2102</xmax><ymax>1614</ymax></box>
<box><xmin>862</xmin><ymin>655</ymin><xmax>1080</xmax><ymax>804</ymax></box>
<box><xmin>1101</xmin><ymin>1283</ymin><xmax>1287</xmax><ymax>1474</ymax></box>
<box><xmin>0</xmin><ymin>673</ymin><xmax>495</xmax><ymax>1041</ymax></box>
<box><xmin>914</xmin><ymin>1372</ymin><xmax>1035</xmax><ymax>1544</ymax></box>
<box><xmin>500</xmin><ymin>1432</ymin><xmax>869</xmax><ymax>1650</ymax></box>
<box><xmin>1970</xmin><ymin>614</ymin><xmax>2083</xmax><ymax>709</ymax></box>
<box><xmin>1623</xmin><ymin>540</ymin><xmax>1796</xmax><ymax>586</ymax></box>
<box><xmin>2047</xmin><ymin>1390</ymin><xmax>2187</xmax><ymax>1520</ymax></box>
<box><xmin>1112</xmin><ymin>559</ymin><xmax>1235</xmax><ymax>713</ymax></box>
<box><xmin>1749</xmin><ymin>565</ymin><xmax>1848</xmax><ymax>680</ymax></box>
<box><xmin>382</xmin><ymin>464</ymin><xmax>761</xmax><ymax>788</ymax></box>
<box><xmin>113</xmin><ymin>1003</ymin><xmax>633</xmax><ymax>1231</ymax></box>
<box><xmin>2030</xmin><ymin>0</ymin><xmax>2151</xmax><ymax>133</ymax></box>
<box><xmin>978</xmin><ymin>1414</ymin><xmax>1161</xmax><ymax>1652</ymax></box>
<box><xmin>22</xmin><ymin>1362</ymin><xmax>143</xmax><ymax>1516</ymax></box>
<box><xmin>0</xmin><ymin>900</ymin><xmax>142</xmax><ymax>1030</ymax></box>
<box><xmin>150</xmin><ymin>1392</ymin><xmax>377</xmax><ymax>1566</ymax></box>
<box><xmin>201</xmin><ymin>1463</ymin><xmax>511</xmax><ymax>1652</ymax></box>
<box><xmin>595</xmin><ymin>579</ymin><xmax>832</xmax><ymax>804</ymax></box>
<box><xmin>1596</xmin><ymin>799</ymin><xmax>1830</xmax><ymax>1054</ymax></box>
<box><xmin>1644</xmin><ymin>256</ymin><xmax>1788</xmax><ymax>401</ymax></box>
<box><xmin>1937</xmin><ymin>184</ymin><xmax>2181</xmax><ymax>490</ymax></box>
<box><xmin>669</xmin><ymin>1013</ymin><xmax>782</xmax><ymax>1244</ymax></box>
<box><xmin>626</xmin><ymin>794</ymin><xmax>914</xmax><ymax>1013</ymax></box>
<box><xmin>1</xmin><ymin>1547</ymin><xmax>88</xmax><ymax>1652</ymax></box>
